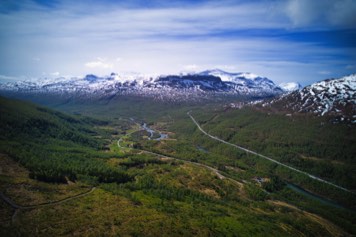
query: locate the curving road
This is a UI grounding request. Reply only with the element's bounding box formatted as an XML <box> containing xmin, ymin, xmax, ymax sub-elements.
<box><xmin>0</xmin><ymin>187</ymin><xmax>96</xmax><ymax>223</ymax></box>
<box><xmin>140</xmin><ymin>149</ymin><xmax>226</xmax><ymax>180</ymax></box>
<box><xmin>187</xmin><ymin>111</ymin><xmax>354</xmax><ymax>194</ymax></box>
<box><xmin>0</xmin><ymin>187</ymin><xmax>96</xmax><ymax>210</ymax></box>
<box><xmin>119</xmin><ymin>135</ymin><xmax>226</xmax><ymax>179</ymax></box>
<box><xmin>117</xmin><ymin>125</ymin><xmax>239</xmax><ymax>183</ymax></box>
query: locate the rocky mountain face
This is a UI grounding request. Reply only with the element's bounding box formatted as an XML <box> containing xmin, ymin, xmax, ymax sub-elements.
<box><xmin>262</xmin><ymin>74</ymin><xmax>356</xmax><ymax>123</ymax></box>
<box><xmin>0</xmin><ymin>70</ymin><xmax>285</xmax><ymax>102</ymax></box>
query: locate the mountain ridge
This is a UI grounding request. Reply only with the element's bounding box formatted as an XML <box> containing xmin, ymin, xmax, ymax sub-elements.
<box><xmin>0</xmin><ymin>70</ymin><xmax>286</xmax><ymax>102</ymax></box>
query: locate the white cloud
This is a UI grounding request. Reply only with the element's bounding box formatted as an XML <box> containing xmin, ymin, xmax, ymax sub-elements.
<box><xmin>50</xmin><ymin>71</ymin><xmax>60</xmax><ymax>76</ymax></box>
<box><xmin>285</xmin><ymin>0</ymin><xmax>356</xmax><ymax>28</ymax></box>
<box><xmin>182</xmin><ymin>64</ymin><xmax>199</xmax><ymax>71</ymax></box>
<box><xmin>345</xmin><ymin>64</ymin><xmax>356</xmax><ymax>70</ymax></box>
<box><xmin>214</xmin><ymin>65</ymin><xmax>238</xmax><ymax>71</ymax></box>
<box><xmin>96</xmin><ymin>57</ymin><xmax>106</xmax><ymax>62</ymax></box>
<box><xmin>0</xmin><ymin>74</ymin><xmax>19</xmax><ymax>82</ymax></box>
<box><xmin>85</xmin><ymin>60</ymin><xmax>113</xmax><ymax>69</ymax></box>
<box><xmin>318</xmin><ymin>70</ymin><xmax>332</xmax><ymax>75</ymax></box>
<box><xmin>0</xmin><ymin>1</ymin><xmax>290</xmax><ymax>43</ymax></box>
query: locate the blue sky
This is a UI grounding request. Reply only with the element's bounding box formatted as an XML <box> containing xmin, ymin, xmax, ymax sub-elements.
<box><xmin>0</xmin><ymin>0</ymin><xmax>355</xmax><ymax>85</ymax></box>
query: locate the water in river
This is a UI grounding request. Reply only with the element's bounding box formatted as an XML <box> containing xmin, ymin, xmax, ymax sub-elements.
<box><xmin>196</xmin><ymin>146</ymin><xmax>209</xmax><ymax>153</ymax></box>
<box><xmin>286</xmin><ymin>183</ymin><xmax>347</xmax><ymax>210</ymax></box>
<box><xmin>141</xmin><ymin>123</ymin><xmax>168</xmax><ymax>141</ymax></box>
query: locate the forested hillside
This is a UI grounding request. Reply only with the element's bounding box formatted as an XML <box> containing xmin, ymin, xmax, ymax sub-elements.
<box><xmin>0</xmin><ymin>96</ymin><xmax>130</xmax><ymax>184</ymax></box>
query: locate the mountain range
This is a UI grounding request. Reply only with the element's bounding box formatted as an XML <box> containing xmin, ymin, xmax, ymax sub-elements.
<box><xmin>0</xmin><ymin>69</ymin><xmax>286</xmax><ymax>102</ymax></box>
<box><xmin>1</xmin><ymin>70</ymin><xmax>355</xmax><ymax>122</ymax></box>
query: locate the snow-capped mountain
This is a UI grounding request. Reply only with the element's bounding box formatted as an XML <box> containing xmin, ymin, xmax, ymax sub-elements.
<box><xmin>279</xmin><ymin>82</ymin><xmax>302</xmax><ymax>92</ymax></box>
<box><xmin>263</xmin><ymin>74</ymin><xmax>356</xmax><ymax>123</ymax></box>
<box><xmin>200</xmin><ymin>69</ymin><xmax>276</xmax><ymax>88</ymax></box>
<box><xmin>0</xmin><ymin>70</ymin><xmax>285</xmax><ymax>102</ymax></box>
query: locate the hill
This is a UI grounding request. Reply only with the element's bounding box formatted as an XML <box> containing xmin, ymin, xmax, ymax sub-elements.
<box><xmin>0</xmin><ymin>95</ymin><xmax>129</xmax><ymax>184</ymax></box>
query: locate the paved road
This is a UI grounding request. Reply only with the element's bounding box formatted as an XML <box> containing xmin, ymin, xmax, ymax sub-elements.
<box><xmin>187</xmin><ymin>111</ymin><xmax>354</xmax><ymax>194</ymax></box>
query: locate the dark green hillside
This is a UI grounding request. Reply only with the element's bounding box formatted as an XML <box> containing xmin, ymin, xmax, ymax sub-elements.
<box><xmin>0</xmin><ymin>96</ymin><xmax>99</xmax><ymax>147</ymax></box>
<box><xmin>0</xmin><ymin>96</ymin><xmax>130</xmax><ymax>184</ymax></box>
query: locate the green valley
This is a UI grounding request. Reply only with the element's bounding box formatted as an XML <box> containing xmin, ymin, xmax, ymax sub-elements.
<box><xmin>1</xmin><ymin>96</ymin><xmax>355</xmax><ymax>236</ymax></box>
<box><xmin>1</xmin><ymin>0</ymin><xmax>355</xmax><ymax>236</ymax></box>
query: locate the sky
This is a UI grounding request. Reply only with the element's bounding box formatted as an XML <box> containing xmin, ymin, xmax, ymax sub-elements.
<box><xmin>0</xmin><ymin>0</ymin><xmax>355</xmax><ymax>86</ymax></box>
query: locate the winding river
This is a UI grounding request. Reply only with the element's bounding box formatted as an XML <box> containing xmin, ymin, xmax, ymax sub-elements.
<box><xmin>141</xmin><ymin>123</ymin><xmax>168</xmax><ymax>141</ymax></box>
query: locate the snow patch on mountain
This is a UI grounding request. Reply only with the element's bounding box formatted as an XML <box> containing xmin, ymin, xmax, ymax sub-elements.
<box><xmin>299</xmin><ymin>74</ymin><xmax>355</xmax><ymax>116</ymax></box>
<box><xmin>279</xmin><ymin>82</ymin><xmax>302</xmax><ymax>92</ymax></box>
<box><xmin>200</xmin><ymin>69</ymin><xmax>262</xmax><ymax>83</ymax></box>
<box><xmin>260</xmin><ymin>74</ymin><xmax>356</xmax><ymax>123</ymax></box>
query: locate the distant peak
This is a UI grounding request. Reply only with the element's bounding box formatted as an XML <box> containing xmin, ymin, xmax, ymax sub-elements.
<box><xmin>84</xmin><ymin>74</ymin><xmax>99</xmax><ymax>82</ymax></box>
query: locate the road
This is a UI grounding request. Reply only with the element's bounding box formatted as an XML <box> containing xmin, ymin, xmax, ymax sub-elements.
<box><xmin>118</xmin><ymin>133</ymin><xmax>226</xmax><ymax>179</ymax></box>
<box><xmin>140</xmin><ymin>149</ymin><xmax>226</xmax><ymax>180</ymax></box>
<box><xmin>0</xmin><ymin>187</ymin><xmax>96</xmax><ymax>223</ymax></box>
<box><xmin>187</xmin><ymin>111</ymin><xmax>354</xmax><ymax>194</ymax></box>
<box><xmin>0</xmin><ymin>187</ymin><xmax>96</xmax><ymax>210</ymax></box>
<box><xmin>117</xmin><ymin>126</ymin><xmax>241</xmax><ymax>184</ymax></box>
